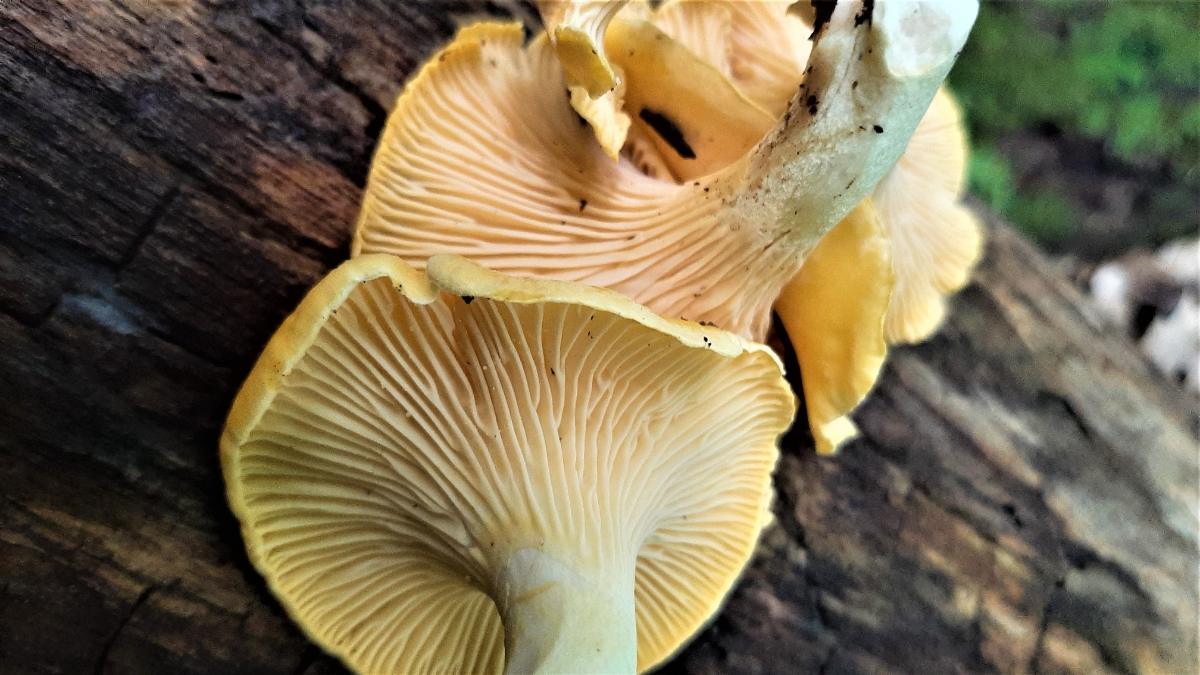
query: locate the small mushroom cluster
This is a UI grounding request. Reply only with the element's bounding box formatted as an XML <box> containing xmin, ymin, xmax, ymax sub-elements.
<box><xmin>222</xmin><ymin>1</ymin><xmax>980</xmax><ymax>673</ymax></box>
<box><xmin>355</xmin><ymin>0</ymin><xmax>981</xmax><ymax>454</ymax></box>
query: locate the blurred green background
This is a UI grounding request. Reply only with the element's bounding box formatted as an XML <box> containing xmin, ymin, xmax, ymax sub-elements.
<box><xmin>950</xmin><ymin>0</ymin><xmax>1200</xmax><ymax>260</ymax></box>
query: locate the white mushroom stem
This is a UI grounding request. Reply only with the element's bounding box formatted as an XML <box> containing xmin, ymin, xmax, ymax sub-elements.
<box><xmin>724</xmin><ymin>0</ymin><xmax>979</xmax><ymax>260</ymax></box>
<box><xmin>496</xmin><ymin>549</ymin><xmax>637</xmax><ymax>674</ymax></box>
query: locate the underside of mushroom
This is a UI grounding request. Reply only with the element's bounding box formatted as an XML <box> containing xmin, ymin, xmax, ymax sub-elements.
<box><xmin>355</xmin><ymin>1</ymin><xmax>978</xmax><ymax>342</ymax></box>
<box><xmin>222</xmin><ymin>255</ymin><xmax>794</xmax><ymax>674</ymax></box>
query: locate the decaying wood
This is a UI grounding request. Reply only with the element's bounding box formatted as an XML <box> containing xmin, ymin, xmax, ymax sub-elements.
<box><xmin>1</xmin><ymin>2</ymin><xmax>1196</xmax><ymax>674</ymax></box>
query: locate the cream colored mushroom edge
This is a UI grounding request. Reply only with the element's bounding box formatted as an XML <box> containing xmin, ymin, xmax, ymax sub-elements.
<box><xmin>221</xmin><ymin>254</ymin><xmax>795</xmax><ymax>673</ymax></box>
<box><xmin>354</xmin><ymin>0</ymin><xmax>981</xmax><ymax>455</ymax></box>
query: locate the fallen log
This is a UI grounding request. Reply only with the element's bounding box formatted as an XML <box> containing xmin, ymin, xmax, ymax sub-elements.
<box><xmin>1</xmin><ymin>2</ymin><xmax>1195</xmax><ymax>673</ymax></box>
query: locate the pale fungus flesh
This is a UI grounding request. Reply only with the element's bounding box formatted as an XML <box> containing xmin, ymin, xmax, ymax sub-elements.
<box><xmin>222</xmin><ymin>254</ymin><xmax>795</xmax><ymax>674</ymax></box>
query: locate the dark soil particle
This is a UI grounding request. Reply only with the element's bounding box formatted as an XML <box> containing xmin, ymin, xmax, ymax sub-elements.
<box><xmin>638</xmin><ymin>108</ymin><xmax>696</xmax><ymax>159</ymax></box>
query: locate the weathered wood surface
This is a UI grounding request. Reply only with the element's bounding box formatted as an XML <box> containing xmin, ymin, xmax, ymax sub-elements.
<box><xmin>1</xmin><ymin>2</ymin><xmax>1196</xmax><ymax>674</ymax></box>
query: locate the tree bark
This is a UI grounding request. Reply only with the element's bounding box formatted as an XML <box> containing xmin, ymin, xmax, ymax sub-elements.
<box><xmin>1</xmin><ymin>2</ymin><xmax>1195</xmax><ymax>674</ymax></box>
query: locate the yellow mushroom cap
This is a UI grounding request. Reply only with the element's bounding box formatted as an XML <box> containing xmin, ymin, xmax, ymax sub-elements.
<box><xmin>537</xmin><ymin>0</ymin><xmax>628</xmax><ymax>97</ymax></box>
<box><xmin>654</xmin><ymin>0</ymin><xmax>812</xmax><ymax>118</ymax></box>
<box><xmin>221</xmin><ymin>254</ymin><xmax>795</xmax><ymax>673</ymax></box>
<box><xmin>605</xmin><ymin>17</ymin><xmax>775</xmax><ymax>182</ymax></box>
<box><xmin>775</xmin><ymin>201</ymin><xmax>892</xmax><ymax>456</ymax></box>
<box><xmin>537</xmin><ymin>0</ymin><xmax>636</xmax><ymax>157</ymax></box>
<box><xmin>568</xmin><ymin>70</ymin><xmax>632</xmax><ymax>160</ymax></box>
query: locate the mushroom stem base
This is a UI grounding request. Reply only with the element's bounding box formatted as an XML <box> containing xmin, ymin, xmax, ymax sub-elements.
<box><xmin>496</xmin><ymin>548</ymin><xmax>636</xmax><ymax>675</ymax></box>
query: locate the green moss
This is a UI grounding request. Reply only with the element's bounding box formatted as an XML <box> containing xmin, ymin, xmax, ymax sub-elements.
<box><xmin>949</xmin><ymin>1</ymin><xmax>1200</xmax><ymax>250</ymax></box>
<box><xmin>953</xmin><ymin>1</ymin><xmax>1199</xmax><ymax>165</ymax></box>
<box><xmin>1009</xmin><ymin>191</ymin><xmax>1079</xmax><ymax>245</ymax></box>
<box><xmin>1145</xmin><ymin>186</ymin><xmax>1200</xmax><ymax>243</ymax></box>
<box><xmin>967</xmin><ymin>148</ymin><xmax>1015</xmax><ymax>213</ymax></box>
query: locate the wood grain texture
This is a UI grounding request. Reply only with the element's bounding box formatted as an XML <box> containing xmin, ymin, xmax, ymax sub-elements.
<box><xmin>1</xmin><ymin>2</ymin><xmax>1195</xmax><ymax>674</ymax></box>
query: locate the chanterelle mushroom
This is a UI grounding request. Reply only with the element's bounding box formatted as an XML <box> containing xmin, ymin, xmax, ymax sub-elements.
<box><xmin>643</xmin><ymin>1</ymin><xmax>981</xmax><ymax>343</ymax></box>
<box><xmin>629</xmin><ymin>1</ymin><xmax>980</xmax><ymax>452</ymax></box>
<box><xmin>222</xmin><ymin>254</ymin><xmax>794</xmax><ymax>673</ymax></box>
<box><xmin>356</xmin><ymin>1</ymin><xmax>976</xmax><ymax>455</ymax></box>
<box><xmin>354</xmin><ymin>1</ymin><xmax>977</xmax><ymax>344</ymax></box>
<box><xmin>650</xmin><ymin>1</ymin><xmax>980</xmax><ymax>343</ymax></box>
